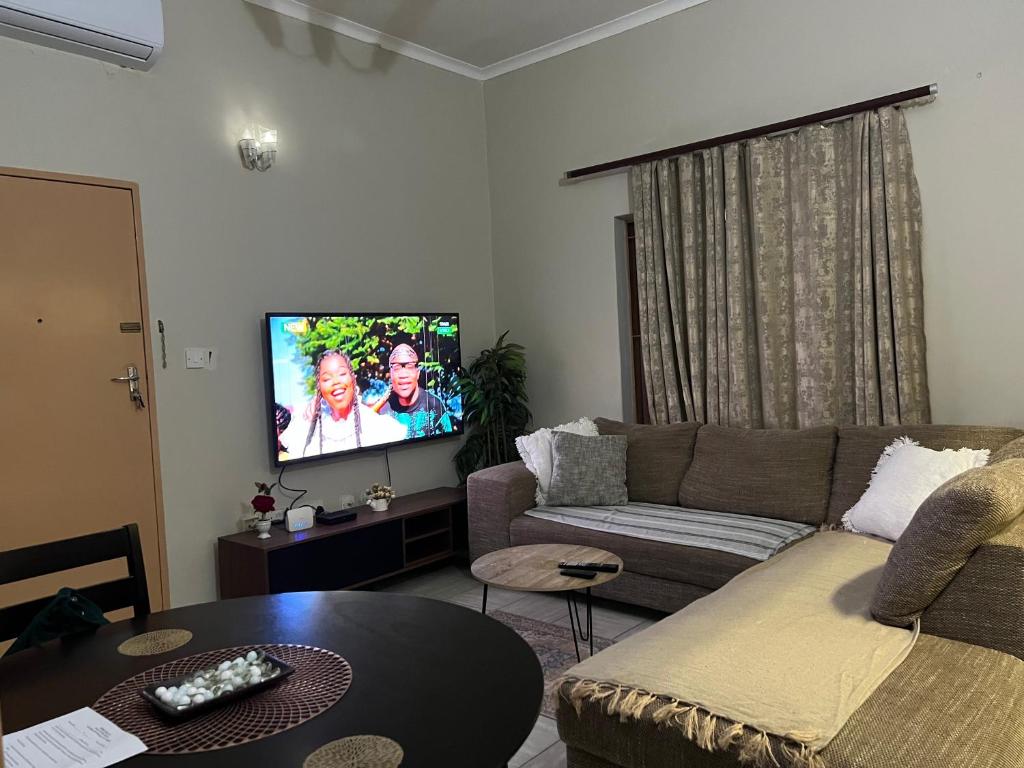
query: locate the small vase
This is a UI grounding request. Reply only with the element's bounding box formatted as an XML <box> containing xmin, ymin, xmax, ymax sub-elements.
<box><xmin>254</xmin><ymin>519</ymin><xmax>272</xmax><ymax>539</ymax></box>
<box><xmin>368</xmin><ymin>498</ymin><xmax>389</xmax><ymax>512</ymax></box>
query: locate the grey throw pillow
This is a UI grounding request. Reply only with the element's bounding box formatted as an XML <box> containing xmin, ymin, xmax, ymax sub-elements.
<box><xmin>545</xmin><ymin>432</ymin><xmax>628</xmax><ymax>507</ymax></box>
<box><xmin>872</xmin><ymin>458</ymin><xmax>1024</xmax><ymax>627</ymax></box>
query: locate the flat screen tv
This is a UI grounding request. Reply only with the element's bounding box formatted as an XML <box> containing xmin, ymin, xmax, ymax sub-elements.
<box><xmin>265</xmin><ymin>313</ymin><xmax>463</xmax><ymax>466</ymax></box>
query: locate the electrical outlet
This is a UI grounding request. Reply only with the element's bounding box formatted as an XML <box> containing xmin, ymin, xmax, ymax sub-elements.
<box><xmin>239</xmin><ymin>500</ymin><xmax>258</xmax><ymax>532</ymax></box>
<box><xmin>307</xmin><ymin>498</ymin><xmax>325</xmax><ymax>511</ymax></box>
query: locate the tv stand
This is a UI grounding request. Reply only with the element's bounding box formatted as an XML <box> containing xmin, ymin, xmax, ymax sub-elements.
<box><xmin>217</xmin><ymin>486</ymin><xmax>467</xmax><ymax>598</ymax></box>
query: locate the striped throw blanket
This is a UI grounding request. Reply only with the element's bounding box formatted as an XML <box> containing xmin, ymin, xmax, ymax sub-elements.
<box><xmin>525</xmin><ymin>503</ymin><xmax>815</xmax><ymax>561</ymax></box>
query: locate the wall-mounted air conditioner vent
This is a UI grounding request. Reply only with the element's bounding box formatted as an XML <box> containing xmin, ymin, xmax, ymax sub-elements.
<box><xmin>0</xmin><ymin>0</ymin><xmax>163</xmax><ymax>70</ymax></box>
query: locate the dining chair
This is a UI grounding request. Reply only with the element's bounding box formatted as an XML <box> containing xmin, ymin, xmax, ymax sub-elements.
<box><xmin>0</xmin><ymin>523</ymin><xmax>150</xmax><ymax>642</ymax></box>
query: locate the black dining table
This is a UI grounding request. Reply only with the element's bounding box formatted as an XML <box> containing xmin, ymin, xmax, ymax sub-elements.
<box><xmin>0</xmin><ymin>591</ymin><xmax>544</xmax><ymax>767</ymax></box>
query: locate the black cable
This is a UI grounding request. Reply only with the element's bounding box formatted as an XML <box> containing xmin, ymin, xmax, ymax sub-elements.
<box><xmin>384</xmin><ymin>447</ymin><xmax>392</xmax><ymax>486</ymax></box>
<box><xmin>277</xmin><ymin>463</ymin><xmax>308</xmax><ymax>513</ymax></box>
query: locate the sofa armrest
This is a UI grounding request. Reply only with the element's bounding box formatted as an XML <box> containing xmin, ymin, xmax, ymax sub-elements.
<box><xmin>921</xmin><ymin>514</ymin><xmax>1024</xmax><ymax>660</ymax></box>
<box><xmin>467</xmin><ymin>461</ymin><xmax>537</xmax><ymax>561</ymax></box>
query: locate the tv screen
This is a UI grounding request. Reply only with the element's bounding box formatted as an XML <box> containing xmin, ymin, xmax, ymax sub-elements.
<box><xmin>266</xmin><ymin>313</ymin><xmax>463</xmax><ymax>465</ymax></box>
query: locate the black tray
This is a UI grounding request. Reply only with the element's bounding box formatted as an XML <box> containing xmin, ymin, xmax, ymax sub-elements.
<box><xmin>140</xmin><ymin>653</ymin><xmax>294</xmax><ymax>720</ymax></box>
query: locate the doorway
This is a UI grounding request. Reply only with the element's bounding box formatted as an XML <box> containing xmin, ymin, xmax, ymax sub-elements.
<box><xmin>0</xmin><ymin>167</ymin><xmax>168</xmax><ymax>616</ymax></box>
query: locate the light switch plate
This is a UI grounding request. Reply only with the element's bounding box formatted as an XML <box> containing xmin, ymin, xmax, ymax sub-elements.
<box><xmin>185</xmin><ymin>347</ymin><xmax>217</xmax><ymax>369</ymax></box>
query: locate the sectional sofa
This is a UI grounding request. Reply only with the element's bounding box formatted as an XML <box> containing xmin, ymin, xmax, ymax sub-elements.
<box><xmin>467</xmin><ymin>420</ymin><xmax>1024</xmax><ymax>768</ymax></box>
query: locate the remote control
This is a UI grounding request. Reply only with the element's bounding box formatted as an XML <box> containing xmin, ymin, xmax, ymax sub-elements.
<box><xmin>559</xmin><ymin>568</ymin><xmax>597</xmax><ymax>579</ymax></box>
<box><xmin>559</xmin><ymin>561</ymin><xmax>619</xmax><ymax>573</ymax></box>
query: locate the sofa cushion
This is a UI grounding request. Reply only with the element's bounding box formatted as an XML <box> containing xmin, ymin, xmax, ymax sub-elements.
<box><xmin>920</xmin><ymin>514</ymin><xmax>1024</xmax><ymax>660</ymax></box>
<box><xmin>871</xmin><ymin>458</ymin><xmax>1024</xmax><ymax>627</ymax></box>
<box><xmin>547</xmin><ymin>433</ymin><xmax>628</xmax><ymax>506</ymax></box>
<box><xmin>991</xmin><ymin>434</ymin><xmax>1024</xmax><ymax>464</ymax></box>
<box><xmin>558</xmin><ymin>635</ymin><xmax>1024</xmax><ymax>768</ymax></box>
<box><xmin>594</xmin><ymin>418</ymin><xmax>699</xmax><ymax>505</ymax></box>
<box><xmin>827</xmin><ymin>425</ymin><xmax>1022</xmax><ymax>526</ymax></box>
<box><xmin>842</xmin><ymin>437</ymin><xmax>990</xmax><ymax>541</ymax></box>
<box><xmin>509</xmin><ymin>514</ymin><xmax>756</xmax><ymax>590</ymax></box>
<box><xmin>676</xmin><ymin>425</ymin><xmax>837</xmax><ymax>525</ymax></box>
<box><xmin>524</xmin><ymin>503</ymin><xmax>814</xmax><ymax>562</ymax></box>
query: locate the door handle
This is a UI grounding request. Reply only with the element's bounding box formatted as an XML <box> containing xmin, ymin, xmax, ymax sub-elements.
<box><xmin>111</xmin><ymin>365</ymin><xmax>145</xmax><ymax>409</ymax></box>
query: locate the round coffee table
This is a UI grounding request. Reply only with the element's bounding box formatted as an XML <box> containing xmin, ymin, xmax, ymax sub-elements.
<box><xmin>471</xmin><ymin>543</ymin><xmax>623</xmax><ymax>661</ymax></box>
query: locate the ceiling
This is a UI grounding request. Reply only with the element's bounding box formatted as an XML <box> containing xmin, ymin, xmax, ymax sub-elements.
<box><xmin>245</xmin><ymin>0</ymin><xmax>711</xmax><ymax>79</ymax></box>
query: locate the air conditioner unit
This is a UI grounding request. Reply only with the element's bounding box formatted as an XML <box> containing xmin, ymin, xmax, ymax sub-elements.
<box><xmin>0</xmin><ymin>0</ymin><xmax>163</xmax><ymax>70</ymax></box>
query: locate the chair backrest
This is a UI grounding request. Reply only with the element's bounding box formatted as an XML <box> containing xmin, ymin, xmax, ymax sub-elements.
<box><xmin>0</xmin><ymin>523</ymin><xmax>150</xmax><ymax>642</ymax></box>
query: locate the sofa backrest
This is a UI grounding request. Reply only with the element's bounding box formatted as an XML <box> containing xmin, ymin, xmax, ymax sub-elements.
<box><xmin>594</xmin><ymin>418</ymin><xmax>700</xmax><ymax>505</ymax></box>
<box><xmin>826</xmin><ymin>425</ymin><xmax>1024</xmax><ymax>527</ymax></box>
<box><xmin>677</xmin><ymin>424</ymin><xmax>837</xmax><ymax>525</ymax></box>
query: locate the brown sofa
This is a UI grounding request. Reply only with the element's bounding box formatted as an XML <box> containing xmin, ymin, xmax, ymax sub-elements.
<box><xmin>467</xmin><ymin>421</ymin><xmax>1024</xmax><ymax>768</ymax></box>
<box><xmin>468</xmin><ymin>421</ymin><xmax>1022</xmax><ymax>613</ymax></box>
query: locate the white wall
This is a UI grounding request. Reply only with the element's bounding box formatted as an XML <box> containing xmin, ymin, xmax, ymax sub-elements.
<box><xmin>483</xmin><ymin>0</ymin><xmax>1024</xmax><ymax>429</ymax></box>
<box><xmin>0</xmin><ymin>1</ymin><xmax>494</xmax><ymax>606</ymax></box>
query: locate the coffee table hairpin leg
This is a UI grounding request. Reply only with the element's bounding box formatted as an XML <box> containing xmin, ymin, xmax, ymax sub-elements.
<box><xmin>565</xmin><ymin>588</ymin><xmax>593</xmax><ymax>662</ymax></box>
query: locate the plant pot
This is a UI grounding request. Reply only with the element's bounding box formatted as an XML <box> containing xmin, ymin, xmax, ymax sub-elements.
<box><xmin>368</xmin><ymin>498</ymin><xmax>390</xmax><ymax>512</ymax></box>
<box><xmin>254</xmin><ymin>519</ymin><xmax>272</xmax><ymax>539</ymax></box>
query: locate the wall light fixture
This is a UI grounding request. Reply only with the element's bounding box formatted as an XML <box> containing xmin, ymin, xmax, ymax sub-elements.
<box><xmin>239</xmin><ymin>126</ymin><xmax>278</xmax><ymax>171</ymax></box>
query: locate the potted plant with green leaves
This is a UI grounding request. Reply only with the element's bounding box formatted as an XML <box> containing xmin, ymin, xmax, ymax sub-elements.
<box><xmin>454</xmin><ymin>331</ymin><xmax>531</xmax><ymax>483</ymax></box>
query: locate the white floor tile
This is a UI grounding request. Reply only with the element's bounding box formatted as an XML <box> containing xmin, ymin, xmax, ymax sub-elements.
<box><xmin>523</xmin><ymin>741</ymin><xmax>567</xmax><ymax>768</ymax></box>
<box><xmin>509</xmin><ymin>716</ymin><xmax>560</xmax><ymax>768</ymax></box>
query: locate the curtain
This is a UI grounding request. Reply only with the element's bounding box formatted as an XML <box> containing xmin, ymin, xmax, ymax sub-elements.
<box><xmin>630</xmin><ymin>106</ymin><xmax>930</xmax><ymax>428</ymax></box>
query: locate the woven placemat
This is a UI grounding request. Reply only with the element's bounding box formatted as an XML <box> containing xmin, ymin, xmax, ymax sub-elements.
<box><xmin>94</xmin><ymin>644</ymin><xmax>352</xmax><ymax>754</ymax></box>
<box><xmin>304</xmin><ymin>735</ymin><xmax>403</xmax><ymax>768</ymax></box>
<box><xmin>117</xmin><ymin>629</ymin><xmax>193</xmax><ymax>657</ymax></box>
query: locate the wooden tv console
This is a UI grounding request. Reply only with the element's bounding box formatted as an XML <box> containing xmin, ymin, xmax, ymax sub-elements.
<box><xmin>217</xmin><ymin>486</ymin><xmax>467</xmax><ymax>598</ymax></box>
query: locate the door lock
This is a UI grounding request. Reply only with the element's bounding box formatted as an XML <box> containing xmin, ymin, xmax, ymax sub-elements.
<box><xmin>111</xmin><ymin>365</ymin><xmax>145</xmax><ymax>409</ymax></box>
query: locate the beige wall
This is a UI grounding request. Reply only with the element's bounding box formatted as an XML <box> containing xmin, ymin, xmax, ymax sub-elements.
<box><xmin>0</xmin><ymin>1</ymin><xmax>493</xmax><ymax>606</ymax></box>
<box><xmin>483</xmin><ymin>0</ymin><xmax>1024</xmax><ymax>429</ymax></box>
<box><xmin>4</xmin><ymin>0</ymin><xmax>1023</xmax><ymax>604</ymax></box>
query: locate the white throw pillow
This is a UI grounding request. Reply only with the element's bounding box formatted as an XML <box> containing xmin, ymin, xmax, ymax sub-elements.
<box><xmin>842</xmin><ymin>437</ymin><xmax>990</xmax><ymax>541</ymax></box>
<box><xmin>516</xmin><ymin>417</ymin><xmax>599</xmax><ymax>505</ymax></box>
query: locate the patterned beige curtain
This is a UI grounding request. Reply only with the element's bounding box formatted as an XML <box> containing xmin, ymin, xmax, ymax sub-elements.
<box><xmin>631</xmin><ymin>106</ymin><xmax>930</xmax><ymax>428</ymax></box>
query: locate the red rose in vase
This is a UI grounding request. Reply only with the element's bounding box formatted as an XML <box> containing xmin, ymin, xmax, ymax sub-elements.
<box><xmin>251</xmin><ymin>494</ymin><xmax>275</xmax><ymax>514</ymax></box>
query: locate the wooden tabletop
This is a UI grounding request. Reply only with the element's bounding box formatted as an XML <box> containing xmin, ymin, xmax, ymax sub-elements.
<box><xmin>0</xmin><ymin>591</ymin><xmax>542</xmax><ymax>767</ymax></box>
<box><xmin>471</xmin><ymin>544</ymin><xmax>623</xmax><ymax>592</ymax></box>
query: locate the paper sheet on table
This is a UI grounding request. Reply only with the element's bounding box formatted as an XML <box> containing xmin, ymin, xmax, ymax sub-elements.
<box><xmin>2</xmin><ymin>707</ymin><xmax>146</xmax><ymax>768</ymax></box>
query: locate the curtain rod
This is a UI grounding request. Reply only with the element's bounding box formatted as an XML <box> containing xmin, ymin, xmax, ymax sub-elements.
<box><xmin>561</xmin><ymin>83</ymin><xmax>938</xmax><ymax>184</ymax></box>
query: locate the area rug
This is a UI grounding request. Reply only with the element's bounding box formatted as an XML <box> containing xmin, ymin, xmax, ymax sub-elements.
<box><xmin>491</xmin><ymin>610</ymin><xmax>614</xmax><ymax>718</ymax></box>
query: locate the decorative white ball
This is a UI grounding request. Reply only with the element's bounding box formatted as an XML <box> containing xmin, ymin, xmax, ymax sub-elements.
<box><xmin>245</xmin><ymin>651</ymin><xmax>258</xmax><ymax>662</ymax></box>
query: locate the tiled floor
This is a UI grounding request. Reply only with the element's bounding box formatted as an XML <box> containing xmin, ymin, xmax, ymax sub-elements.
<box><xmin>368</xmin><ymin>563</ymin><xmax>664</xmax><ymax>767</ymax></box>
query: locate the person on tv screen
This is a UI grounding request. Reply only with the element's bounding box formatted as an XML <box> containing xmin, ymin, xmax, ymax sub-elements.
<box><xmin>279</xmin><ymin>348</ymin><xmax>406</xmax><ymax>458</ymax></box>
<box><xmin>378</xmin><ymin>343</ymin><xmax>453</xmax><ymax>439</ymax></box>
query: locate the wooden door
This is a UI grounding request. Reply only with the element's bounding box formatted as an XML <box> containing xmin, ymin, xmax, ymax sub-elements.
<box><xmin>0</xmin><ymin>168</ymin><xmax>167</xmax><ymax>618</ymax></box>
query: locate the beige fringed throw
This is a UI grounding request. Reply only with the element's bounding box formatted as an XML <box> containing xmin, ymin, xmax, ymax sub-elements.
<box><xmin>562</xmin><ymin>532</ymin><xmax>918</xmax><ymax>768</ymax></box>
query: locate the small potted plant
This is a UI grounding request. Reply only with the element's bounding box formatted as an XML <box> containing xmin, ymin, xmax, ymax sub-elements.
<box><xmin>365</xmin><ymin>483</ymin><xmax>395</xmax><ymax>512</ymax></box>
<box><xmin>251</xmin><ymin>481</ymin><xmax>277</xmax><ymax>539</ymax></box>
